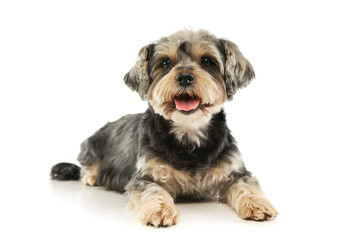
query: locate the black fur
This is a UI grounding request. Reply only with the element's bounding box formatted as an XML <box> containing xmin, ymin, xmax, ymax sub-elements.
<box><xmin>51</xmin><ymin>106</ymin><xmax>251</xmax><ymax>195</ymax></box>
<box><xmin>49</xmin><ymin>30</ymin><xmax>277</xmax><ymax>225</ymax></box>
<box><xmin>140</xmin><ymin>108</ymin><xmax>237</xmax><ymax>172</ymax></box>
<box><xmin>50</xmin><ymin>162</ymin><xmax>81</xmax><ymax>181</ymax></box>
<box><xmin>177</xmin><ymin>41</ymin><xmax>190</xmax><ymax>56</ymax></box>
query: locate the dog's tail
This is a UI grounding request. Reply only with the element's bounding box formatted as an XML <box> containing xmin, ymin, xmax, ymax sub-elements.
<box><xmin>50</xmin><ymin>162</ymin><xmax>81</xmax><ymax>181</ymax></box>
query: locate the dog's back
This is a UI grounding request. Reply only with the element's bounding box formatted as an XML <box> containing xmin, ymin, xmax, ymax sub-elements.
<box><xmin>51</xmin><ymin>113</ymin><xmax>144</xmax><ymax>192</ymax></box>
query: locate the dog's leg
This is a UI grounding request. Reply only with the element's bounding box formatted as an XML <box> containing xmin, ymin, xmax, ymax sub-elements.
<box><xmin>77</xmin><ymin>138</ymin><xmax>104</xmax><ymax>186</ymax></box>
<box><xmin>80</xmin><ymin>163</ymin><xmax>100</xmax><ymax>186</ymax></box>
<box><xmin>225</xmin><ymin>176</ymin><xmax>278</xmax><ymax>221</ymax></box>
<box><xmin>126</xmin><ymin>180</ymin><xmax>178</xmax><ymax>227</ymax></box>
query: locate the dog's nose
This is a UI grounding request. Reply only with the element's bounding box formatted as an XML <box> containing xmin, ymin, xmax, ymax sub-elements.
<box><xmin>176</xmin><ymin>73</ymin><xmax>195</xmax><ymax>86</ymax></box>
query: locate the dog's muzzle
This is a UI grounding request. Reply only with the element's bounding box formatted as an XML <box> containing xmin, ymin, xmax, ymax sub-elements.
<box><xmin>174</xmin><ymin>73</ymin><xmax>200</xmax><ymax>112</ymax></box>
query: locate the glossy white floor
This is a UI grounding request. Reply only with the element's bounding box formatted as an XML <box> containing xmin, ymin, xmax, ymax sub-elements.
<box><xmin>1</xmin><ymin>1</ymin><xmax>361</xmax><ymax>239</ymax></box>
<box><xmin>2</xmin><ymin>162</ymin><xmax>360</xmax><ymax>240</ymax></box>
<box><xmin>0</xmin><ymin>146</ymin><xmax>361</xmax><ymax>239</ymax></box>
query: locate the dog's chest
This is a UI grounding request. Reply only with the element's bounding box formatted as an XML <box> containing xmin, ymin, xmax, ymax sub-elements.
<box><xmin>138</xmin><ymin>157</ymin><xmax>237</xmax><ymax>199</ymax></box>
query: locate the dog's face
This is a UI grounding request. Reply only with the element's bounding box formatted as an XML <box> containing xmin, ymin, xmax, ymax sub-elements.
<box><xmin>124</xmin><ymin>30</ymin><xmax>255</xmax><ymax>125</ymax></box>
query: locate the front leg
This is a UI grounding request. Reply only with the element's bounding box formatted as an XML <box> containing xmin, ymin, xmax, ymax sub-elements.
<box><xmin>225</xmin><ymin>176</ymin><xmax>278</xmax><ymax>221</ymax></box>
<box><xmin>126</xmin><ymin>180</ymin><xmax>178</xmax><ymax>227</ymax></box>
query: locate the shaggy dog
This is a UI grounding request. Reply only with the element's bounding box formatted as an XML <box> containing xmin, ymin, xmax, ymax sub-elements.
<box><xmin>51</xmin><ymin>29</ymin><xmax>278</xmax><ymax>227</ymax></box>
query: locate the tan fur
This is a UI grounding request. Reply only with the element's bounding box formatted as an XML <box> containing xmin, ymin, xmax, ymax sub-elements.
<box><xmin>154</xmin><ymin>40</ymin><xmax>224</xmax><ymax>73</ymax></box>
<box><xmin>121</xmin><ymin>29</ymin><xmax>274</xmax><ymax>226</ymax></box>
<box><xmin>147</xmin><ymin>30</ymin><xmax>226</xmax><ymax>129</ymax></box>
<box><xmin>148</xmin><ymin>64</ymin><xmax>225</xmax><ymax>108</ymax></box>
<box><xmin>226</xmin><ymin>178</ymin><xmax>278</xmax><ymax>220</ymax></box>
<box><xmin>136</xmin><ymin>151</ymin><xmax>243</xmax><ymax>198</ymax></box>
<box><xmin>81</xmin><ymin>162</ymin><xmax>100</xmax><ymax>186</ymax></box>
<box><xmin>148</xmin><ymin>62</ymin><xmax>226</xmax><ymax>146</ymax></box>
<box><xmin>127</xmin><ymin>183</ymin><xmax>178</xmax><ymax>227</ymax></box>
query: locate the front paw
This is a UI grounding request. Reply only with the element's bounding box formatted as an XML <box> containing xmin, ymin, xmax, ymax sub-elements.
<box><xmin>128</xmin><ymin>187</ymin><xmax>179</xmax><ymax>227</ymax></box>
<box><xmin>238</xmin><ymin>195</ymin><xmax>278</xmax><ymax>221</ymax></box>
<box><xmin>146</xmin><ymin>204</ymin><xmax>179</xmax><ymax>227</ymax></box>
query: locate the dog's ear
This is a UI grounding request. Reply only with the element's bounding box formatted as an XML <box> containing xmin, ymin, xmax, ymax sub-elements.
<box><xmin>219</xmin><ymin>39</ymin><xmax>255</xmax><ymax>100</ymax></box>
<box><xmin>124</xmin><ymin>44</ymin><xmax>155</xmax><ymax>100</ymax></box>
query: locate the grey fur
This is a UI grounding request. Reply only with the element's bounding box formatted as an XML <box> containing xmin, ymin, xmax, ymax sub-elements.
<box><xmin>124</xmin><ymin>30</ymin><xmax>255</xmax><ymax>101</ymax></box>
<box><xmin>51</xmin><ymin>29</ymin><xmax>277</xmax><ymax>226</ymax></box>
<box><xmin>220</xmin><ymin>39</ymin><xmax>256</xmax><ymax>99</ymax></box>
<box><xmin>124</xmin><ymin>44</ymin><xmax>155</xmax><ymax>100</ymax></box>
<box><xmin>77</xmin><ymin>114</ymin><xmax>144</xmax><ymax>192</ymax></box>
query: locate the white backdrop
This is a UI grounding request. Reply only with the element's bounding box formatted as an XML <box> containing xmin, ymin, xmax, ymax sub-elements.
<box><xmin>1</xmin><ymin>0</ymin><xmax>360</xmax><ymax>239</ymax></box>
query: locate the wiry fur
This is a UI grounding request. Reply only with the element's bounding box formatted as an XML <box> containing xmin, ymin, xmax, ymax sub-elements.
<box><xmin>50</xmin><ymin>29</ymin><xmax>277</xmax><ymax>227</ymax></box>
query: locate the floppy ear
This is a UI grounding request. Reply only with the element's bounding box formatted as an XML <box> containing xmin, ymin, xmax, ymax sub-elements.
<box><xmin>220</xmin><ymin>39</ymin><xmax>255</xmax><ymax>100</ymax></box>
<box><xmin>123</xmin><ymin>44</ymin><xmax>155</xmax><ymax>100</ymax></box>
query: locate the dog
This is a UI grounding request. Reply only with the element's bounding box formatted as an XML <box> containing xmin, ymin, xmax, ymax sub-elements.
<box><xmin>51</xmin><ymin>29</ymin><xmax>278</xmax><ymax>227</ymax></box>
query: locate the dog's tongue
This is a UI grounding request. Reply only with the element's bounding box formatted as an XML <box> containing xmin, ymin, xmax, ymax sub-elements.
<box><xmin>174</xmin><ymin>97</ymin><xmax>200</xmax><ymax>111</ymax></box>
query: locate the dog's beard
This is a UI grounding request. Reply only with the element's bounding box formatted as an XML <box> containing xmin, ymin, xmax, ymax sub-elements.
<box><xmin>148</xmin><ymin>77</ymin><xmax>225</xmax><ymax>132</ymax></box>
<box><xmin>149</xmin><ymin>68</ymin><xmax>225</xmax><ymax>114</ymax></box>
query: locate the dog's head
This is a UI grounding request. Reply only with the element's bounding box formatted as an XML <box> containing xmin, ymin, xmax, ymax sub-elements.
<box><xmin>124</xmin><ymin>29</ymin><xmax>255</xmax><ymax>124</ymax></box>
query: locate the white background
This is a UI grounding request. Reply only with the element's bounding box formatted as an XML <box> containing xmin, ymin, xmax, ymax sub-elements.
<box><xmin>1</xmin><ymin>0</ymin><xmax>360</xmax><ymax>239</ymax></box>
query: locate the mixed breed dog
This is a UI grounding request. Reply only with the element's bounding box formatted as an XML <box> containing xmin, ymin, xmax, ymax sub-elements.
<box><xmin>51</xmin><ymin>29</ymin><xmax>278</xmax><ymax>227</ymax></box>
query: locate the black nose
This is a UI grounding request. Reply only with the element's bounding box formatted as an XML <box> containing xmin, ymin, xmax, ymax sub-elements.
<box><xmin>176</xmin><ymin>73</ymin><xmax>195</xmax><ymax>86</ymax></box>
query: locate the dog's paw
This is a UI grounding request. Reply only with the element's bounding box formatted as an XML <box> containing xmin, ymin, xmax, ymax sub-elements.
<box><xmin>145</xmin><ymin>204</ymin><xmax>179</xmax><ymax>227</ymax></box>
<box><xmin>81</xmin><ymin>174</ymin><xmax>97</xmax><ymax>186</ymax></box>
<box><xmin>127</xmin><ymin>184</ymin><xmax>179</xmax><ymax>227</ymax></box>
<box><xmin>238</xmin><ymin>195</ymin><xmax>278</xmax><ymax>221</ymax></box>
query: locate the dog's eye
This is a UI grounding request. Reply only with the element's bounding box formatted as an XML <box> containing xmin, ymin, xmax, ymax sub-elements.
<box><xmin>201</xmin><ymin>57</ymin><xmax>214</xmax><ymax>66</ymax></box>
<box><xmin>161</xmin><ymin>59</ymin><xmax>171</xmax><ymax>68</ymax></box>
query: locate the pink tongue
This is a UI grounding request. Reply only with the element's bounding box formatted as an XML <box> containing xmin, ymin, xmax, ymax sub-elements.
<box><xmin>174</xmin><ymin>98</ymin><xmax>200</xmax><ymax>111</ymax></box>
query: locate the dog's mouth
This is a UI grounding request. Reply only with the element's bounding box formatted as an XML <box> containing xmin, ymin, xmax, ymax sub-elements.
<box><xmin>174</xmin><ymin>94</ymin><xmax>200</xmax><ymax>113</ymax></box>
